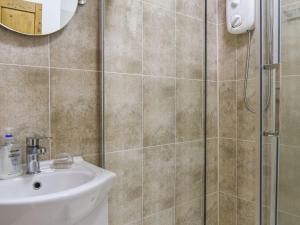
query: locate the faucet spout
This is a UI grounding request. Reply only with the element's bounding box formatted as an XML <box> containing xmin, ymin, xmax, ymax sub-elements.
<box><xmin>26</xmin><ymin>137</ymin><xmax>47</xmax><ymax>174</ymax></box>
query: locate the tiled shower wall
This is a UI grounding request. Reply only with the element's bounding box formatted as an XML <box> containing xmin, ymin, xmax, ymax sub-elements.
<box><xmin>104</xmin><ymin>0</ymin><xmax>206</xmax><ymax>225</ymax></box>
<box><xmin>0</xmin><ymin>0</ymin><xmax>102</xmax><ymax>165</ymax></box>
<box><xmin>279</xmin><ymin>0</ymin><xmax>300</xmax><ymax>223</ymax></box>
<box><xmin>207</xmin><ymin>0</ymin><xmax>260</xmax><ymax>225</ymax></box>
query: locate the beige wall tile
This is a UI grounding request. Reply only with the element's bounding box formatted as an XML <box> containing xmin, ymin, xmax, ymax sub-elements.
<box><xmin>262</xmin><ymin>207</ymin><xmax>271</xmax><ymax>225</ymax></box>
<box><xmin>176</xmin><ymin>79</ymin><xmax>202</xmax><ymax>142</ymax></box>
<box><xmin>175</xmin><ymin>199</ymin><xmax>203</xmax><ymax>225</ymax></box>
<box><xmin>218</xmin><ymin>0</ymin><xmax>226</xmax><ymax>25</ymax></box>
<box><xmin>262</xmin><ymin>143</ymin><xmax>272</xmax><ymax>207</ymax></box>
<box><xmin>207</xmin><ymin>0</ymin><xmax>217</xmax><ymax>24</ymax></box>
<box><xmin>143</xmin><ymin>208</ymin><xmax>174</xmax><ymax>225</ymax></box>
<box><xmin>207</xmin><ymin>81</ymin><xmax>218</xmax><ymax>138</ymax></box>
<box><xmin>218</xmin><ymin>23</ymin><xmax>237</xmax><ymax>81</ymax></box>
<box><xmin>50</xmin><ymin>0</ymin><xmax>99</xmax><ymax>70</ymax></box>
<box><xmin>207</xmin><ymin>139</ymin><xmax>218</xmax><ymax>194</ymax></box>
<box><xmin>281</xmin><ymin>77</ymin><xmax>300</xmax><ymax>146</ymax></box>
<box><xmin>105</xmin><ymin>74</ymin><xmax>142</xmax><ymax>152</ymax></box>
<box><xmin>143</xmin><ymin>144</ymin><xmax>175</xmax><ymax>216</ymax></box>
<box><xmin>237</xmin><ymin>199</ymin><xmax>256</xmax><ymax>225</ymax></box>
<box><xmin>278</xmin><ymin>211</ymin><xmax>300</xmax><ymax>225</ymax></box>
<box><xmin>237</xmin><ymin>141</ymin><xmax>257</xmax><ymax>202</ymax></box>
<box><xmin>219</xmin><ymin>81</ymin><xmax>237</xmax><ymax>138</ymax></box>
<box><xmin>176</xmin><ymin>0</ymin><xmax>203</xmax><ymax>19</ymax></box>
<box><xmin>104</xmin><ymin>0</ymin><xmax>142</xmax><ymax>73</ymax></box>
<box><xmin>207</xmin><ymin>24</ymin><xmax>218</xmax><ymax>81</ymax></box>
<box><xmin>0</xmin><ymin>65</ymin><xmax>49</xmax><ymax>159</ymax></box>
<box><xmin>144</xmin><ymin>0</ymin><xmax>175</xmax><ymax>11</ymax></box>
<box><xmin>282</xmin><ymin>15</ymin><xmax>300</xmax><ymax>76</ymax></box>
<box><xmin>176</xmin><ymin>141</ymin><xmax>204</xmax><ymax>204</ymax></box>
<box><xmin>282</xmin><ymin>0</ymin><xmax>300</xmax><ymax>5</ymax></box>
<box><xmin>237</xmin><ymin>33</ymin><xmax>257</xmax><ymax>80</ymax></box>
<box><xmin>206</xmin><ymin>193</ymin><xmax>218</xmax><ymax>225</ymax></box>
<box><xmin>219</xmin><ymin>138</ymin><xmax>237</xmax><ymax>195</ymax></box>
<box><xmin>143</xmin><ymin>77</ymin><xmax>175</xmax><ymax>146</ymax></box>
<box><xmin>143</xmin><ymin>3</ymin><xmax>176</xmax><ymax>77</ymax></box>
<box><xmin>219</xmin><ymin>193</ymin><xmax>237</xmax><ymax>225</ymax></box>
<box><xmin>176</xmin><ymin>14</ymin><xmax>203</xmax><ymax>79</ymax></box>
<box><xmin>51</xmin><ymin>69</ymin><xmax>100</xmax><ymax>157</ymax></box>
<box><xmin>126</xmin><ymin>221</ymin><xmax>142</xmax><ymax>225</ymax></box>
<box><xmin>83</xmin><ymin>154</ymin><xmax>102</xmax><ymax>166</ymax></box>
<box><xmin>106</xmin><ymin>150</ymin><xmax>143</xmax><ymax>225</ymax></box>
<box><xmin>237</xmin><ymin>79</ymin><xmax>258</xmax><ymax>141</ymax></box>
<box><xmin>0</xmin><ymin>30</ymin><xmax>49</xmax><ymax>66</ymax></box>
<box><xmin>279</xmin><ymin>145</ymin><xmax>300</xmax><ymax>216</ymax></box>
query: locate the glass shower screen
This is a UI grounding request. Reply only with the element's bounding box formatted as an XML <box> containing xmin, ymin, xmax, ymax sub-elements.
<box><xmin>260</xmin><ymin>0</ymin><xmax>300</xmax><ymax>224</ymax></box>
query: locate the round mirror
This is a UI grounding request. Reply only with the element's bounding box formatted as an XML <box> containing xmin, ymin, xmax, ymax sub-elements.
<box><xmin>0</xmin><ymin>0</ymin><xmax>78</xmax><ymax>35</ymax></box>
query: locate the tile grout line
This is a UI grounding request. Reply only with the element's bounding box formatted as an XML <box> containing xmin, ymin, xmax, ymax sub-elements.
<box><xmin>105</xmin><ymin>71</ymin><xmax>204</xmax><ymax>81</ymax></box>
<box><xmin>105</xmin><ymin>139</ymin><xmax>204</xmax><ymax>155</ymax></box>
<box><xmin>143</xmin><ymin>0</ymin><xmax>203</xmax><ymax>22</ymax></box>
<box><xmin>141</xmin><ymin>0</ymin><xmax>144</xmax><ymax>223</ymax></box>
<box><xmin>219</xmin><ymin>137</ymin><xmax>256</xmax><ymax>143</ymax></box>
<box><xmin>174</xmin><ymin>0</ymin><xmax>177</xmax><ymax>223</ymax></box>
<box><xmin>219</xmin><ymin>191</ymin><xmax>255</xmax><ymax>204</ymax></box>
<box><xmin>142</xmin><ymin>206</ymin><xmax>175</xmax><ymax>222</ymax></box>
<box><xmin>216</xmin><ymin>0</ymin><xmax>220</xmax><ymax>222</ymax></box>
<box><xmin>0</xmin><ymin>62</ymin><xmax>100</xmax><ymax>73</ymax></box>
<box><xmin>202</xmin><ymin>0</ymin><xmax>206</xmax><ymax>220</ymax></box>
<box><xmin>235</xmin><ymin>30</ymin><xmax>238</xmax><ymax>225</ymax></box>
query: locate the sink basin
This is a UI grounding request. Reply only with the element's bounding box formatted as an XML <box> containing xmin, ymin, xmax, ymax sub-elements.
<box><xmin>0</xmin><ymin>157</ymin><xmax>116</xmax><ymax>225</ymax></box>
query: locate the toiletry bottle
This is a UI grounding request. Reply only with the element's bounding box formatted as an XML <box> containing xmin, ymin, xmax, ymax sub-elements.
<box><xmin>0</xmin><ymin>132</ymin><xmax>22</xmax><ymax>179</ymax></box>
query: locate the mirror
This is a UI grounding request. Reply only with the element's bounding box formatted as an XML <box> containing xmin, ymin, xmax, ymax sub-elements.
<box><xmin>0</xmin><ymin>0</ymin><xmax>78</xmax><ymax>35</ymax></box>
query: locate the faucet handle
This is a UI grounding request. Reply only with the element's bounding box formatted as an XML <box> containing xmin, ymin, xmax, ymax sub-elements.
<box><xmin>38</xmin><ymin>147</ymin><xmax>47</xmax><ymax>155</ymax></box>
<box><xmin>26</xmin><ymin>136</ymin><xmax>52</xmax><ymax>147</ymax></box>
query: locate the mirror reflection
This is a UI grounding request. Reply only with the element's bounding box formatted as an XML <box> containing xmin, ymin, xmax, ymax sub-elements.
<box><xmin>0</xmin><ymin>0</ymin><xmax>78</xmax><ymax>35</ymax></box>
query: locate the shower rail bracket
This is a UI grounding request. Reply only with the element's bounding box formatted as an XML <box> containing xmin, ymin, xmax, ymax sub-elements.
<box><xmin>263</xmin><ymin>63</ymin><xmax>280</xmax><ymax>70</ymax></box>
<box><xmin>263</xmin><ymin>131</ymin><xmax>279</xmax><ymax>137</ymax></box>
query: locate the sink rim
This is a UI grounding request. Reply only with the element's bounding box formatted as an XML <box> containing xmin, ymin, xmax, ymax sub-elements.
<box><xmin>0</xmin><ymin>157</ymin><xmax>116</xmax><ymax>205</ymax></box>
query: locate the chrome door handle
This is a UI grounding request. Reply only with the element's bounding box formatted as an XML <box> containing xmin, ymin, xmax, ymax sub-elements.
<box><xmin>263</xmin><ymin>63</ymin><xmax>281</xmax><ymax>137</ymax></box>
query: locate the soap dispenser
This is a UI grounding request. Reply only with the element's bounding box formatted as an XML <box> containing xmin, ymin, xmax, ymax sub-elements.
<box><xmin>0</xmin><ymin>132</ymin><xmax>22</xmax><ymax>179</ymax></box>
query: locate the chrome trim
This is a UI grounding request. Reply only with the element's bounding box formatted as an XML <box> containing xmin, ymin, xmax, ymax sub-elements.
<box><xmin>263</xmin><ymin>63</ymin><xmax>281</xmax><ymax>138</ymax></box>
<box><xmin>263</xmin><ymin>63</ymin><xmax>280</xmax><ymax>70</ymax></box>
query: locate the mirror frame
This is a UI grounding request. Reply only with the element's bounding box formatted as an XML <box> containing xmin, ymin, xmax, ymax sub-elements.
<box><xmin>0</xmin><ymin>0</ymin><xmax>84</xmax><ymax>36</ymax></box>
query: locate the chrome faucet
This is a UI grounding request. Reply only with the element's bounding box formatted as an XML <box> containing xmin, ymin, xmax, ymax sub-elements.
<box><xmin>26</xmin><ymin>137</ymin><xmax>47</xmax><ymax>174</ymax></box>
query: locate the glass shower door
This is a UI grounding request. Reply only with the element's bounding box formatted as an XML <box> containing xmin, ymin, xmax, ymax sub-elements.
<box><xmin>260</xmin><ymin>0</ymin><xmax>281</xmax><ymax>225</ymax></box>
<box><xmin>260</xmin><ymin>0</ymin><xmax>300</xmax><ymax>225</ymax></box>
<box><xmin>278</xmin><ymin>1</ymin><xmax>300</xmax><ymax>224</ymax></box>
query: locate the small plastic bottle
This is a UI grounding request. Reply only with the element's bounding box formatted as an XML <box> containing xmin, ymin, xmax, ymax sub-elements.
<box><xmin>0</xmin><ymin>132</ymin><xmax>22</xmax><ymax>179</ymax></box>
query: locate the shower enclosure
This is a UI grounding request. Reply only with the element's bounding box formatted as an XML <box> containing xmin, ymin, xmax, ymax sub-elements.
<box><xmin>259</xmin><ymin>0</ymin><xmax>300</xmax><ymax>224</ymax></box>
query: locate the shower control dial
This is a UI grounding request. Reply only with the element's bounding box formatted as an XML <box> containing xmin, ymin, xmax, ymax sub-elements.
<box><xmin>231</xmin><ymin>0</ymin><xmax>240</xmax><ymax>7</ymax></box>
<box><xmin>231</xmin><ymin>15</ymin><xmax>242</xmax><ymax>28</ymax></box>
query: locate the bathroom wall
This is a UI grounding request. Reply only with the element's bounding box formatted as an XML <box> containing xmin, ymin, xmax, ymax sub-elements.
<box><xmin>0</xmin><ymin>0</ymin><xmax>102</xmax><ymax>166</ymax></box>
<box><xmin>207</xmin><ymin>0</ymin><xmax>259</xmax><ymax>225</ymax></box>
<box><xmin>104</xmin><ymin>0</ymin><xmax>206</xmax><ymax>225</ymax></box>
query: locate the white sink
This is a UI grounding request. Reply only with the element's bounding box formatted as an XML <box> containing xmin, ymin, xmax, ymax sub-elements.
<box><xmin>0</xmin><ymin>157</ymin><xmax>116</xmax><ymax>225</ymax></box>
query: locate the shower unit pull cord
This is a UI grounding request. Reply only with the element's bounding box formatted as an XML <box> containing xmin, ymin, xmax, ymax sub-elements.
<box><xmin>244</xmin><ymin>30</ymin><xmax>271</xmax><ymax>113</ymax></box>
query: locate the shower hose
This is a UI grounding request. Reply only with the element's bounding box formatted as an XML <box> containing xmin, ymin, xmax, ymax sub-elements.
<box><xmin>244</xmin><ymin>30</ymin><xmax>271</xmax><ymax>113</ymax></box>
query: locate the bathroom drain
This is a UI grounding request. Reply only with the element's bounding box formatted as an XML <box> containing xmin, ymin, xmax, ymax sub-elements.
<box><xmin>33</xmin><ymin>181</ymin><xmax>42</xmax><ymax>190</ymax></box>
